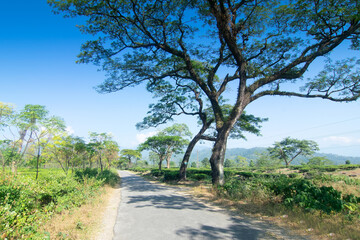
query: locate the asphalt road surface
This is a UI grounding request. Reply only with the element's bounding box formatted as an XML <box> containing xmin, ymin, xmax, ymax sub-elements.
<box><xmin>113</xmin><ymin>171</ymin><xmax>308</xmax><ymax>240</ymax></box>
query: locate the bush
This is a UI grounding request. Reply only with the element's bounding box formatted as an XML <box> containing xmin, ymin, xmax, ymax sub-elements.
<box><xmin>190</xmin><ymin>173</ymin><xmax>210</xmax><ymax>181</ymax></box>
<box><xmin>163</xmin><ymin>170</ymin><xmax>179</xmax><ymax>181</ymax></box>
<box><xmin>0</xmin><ymin>168</ymin><xmax>114</xmax><ymax>239</ymax></box>
<box><xmin>268</xmin><ymin>177</ymin><xmax>355</xmax><ymax>214</ymax></box>
<box><xmin>75</xmin><ymin>168</ymin><xmax>120</xmax><ymax>187</ymax></box>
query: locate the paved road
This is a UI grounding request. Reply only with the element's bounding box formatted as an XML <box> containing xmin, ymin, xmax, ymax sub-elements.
<box><xmin>113</xmin><ymin>171</ymin><xmax>308</xmax><ymax>240</ymax></box>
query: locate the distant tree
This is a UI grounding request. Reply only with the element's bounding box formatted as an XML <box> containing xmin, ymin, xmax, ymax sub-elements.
<box><xmin>103</xmin><ymin>140</ymin><xmax>120</xmax><ymax>169</ymax></box>
<box><xmin>0</xmin><ymin>140</ymin><xmax>12</xmax><ymax>174</ymax></box>
<box><xmin>47</xmin><ymin>134</ymin><xmax>82</xmax><ymax>175</ymax></box>
<box><xmin>32</xmin><ymin>115</ymin><xmax>66</xmax><ymax>179</ymax></box>
<box><xmin>138</xmin><ymin>135</ymin><xmax>187</xmax><ymax>170</ymax></box>
<box><xmin>89</xmin><ymin>132</ymin><xmax>114</xmax><ymax>172</ymax></box>
<box><xmin>268</xmin><ymin>137</ymin><xmax>319</xmax><ymax>167</ymax></box>
<box><xmin>200</xmin><ymin>157</ymin><xmax>211</xmax><ymax>169</ymax></box>
<box><xmin>345</xmin><ymin>160</ymin><xmax>351</xmax><ymax>165</ymax></box>
<box><xmin>306</xmin><ymin>156</ymin><xmax>333</xmax><ymax>166</ymax></box>
<box><xmin>254</xmin><ymin>152</ymin><xmax>282</xmax><ymax>168</ymax></box>
<box><xmin>120</xmin><ymin>149</ymin><xmax>142</xmax><ymax>168</ymax></box>
<box><xmin>190</xmin><ymin>162</ymin><xmax>197</xmax><ymax>168</ymax></box>
<box><xmin>235</xmin><ymin>156</ymin><xmax>248</xmax><ymax>168</ymax></box>
<box><xmin>224</xmin><ymin>158</ymin><xmax>236</xmax><ymax>168</ymax></box>
<box><xmin>0</xmin><ymin>102</ymin><xmax>14</xmax><ymax>130</ymax></box>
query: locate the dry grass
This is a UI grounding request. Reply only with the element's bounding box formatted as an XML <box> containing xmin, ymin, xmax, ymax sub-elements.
<box><xmin>187</xmin><ymin>183</ymin><xmax>360</xmax><ymax>240</ymax></box>
<box><xmin>40</xmin><ymin>185</ymin><xmax>116</xmax><ymax>240</ymax></box>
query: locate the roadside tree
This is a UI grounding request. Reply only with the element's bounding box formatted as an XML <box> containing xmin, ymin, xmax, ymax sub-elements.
<box><xmin>138</xmin><ymin>134</ymin><xmax>188</xmax><ymax>170</ymax></box>
<box><xmin>120</xmin><ymin>149</ymin><xmax>142</xmax><ymax>168</ymax></box>
<box><xmin>49</xmin><ymin>0</ymin><xmax>360</xmax><ymax>185</ymax></box>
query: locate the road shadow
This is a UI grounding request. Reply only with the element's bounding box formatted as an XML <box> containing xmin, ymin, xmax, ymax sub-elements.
<box><xmin>175</xmin><ymin>217</ymin><xmax>308</xmax><ymax>240</ymax></box>
<box><xmin>121</xmin><ymin>172</ymin><xmax>211</xmax><ymax>211</ymax></box>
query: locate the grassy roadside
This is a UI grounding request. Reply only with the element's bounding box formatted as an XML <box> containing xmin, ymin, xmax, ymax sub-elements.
<box><xmin>40</xmin><ymin>184</ymin><xmax>118</xmax><ymax>240</ymax></box>
<box><xmin>0</xmin><ymin>168</ymin><xmax>120</xmax><ymax>239</ymax></box>
<box><xmin>133</xmin><ymin>167</ymin><xmax>360</xmax><ymax>240</ymax></box>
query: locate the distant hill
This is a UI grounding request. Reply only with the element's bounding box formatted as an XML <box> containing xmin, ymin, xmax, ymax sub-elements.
<box><xmin>180</xmin><ymin>147</ymin><xmax>360</xmax><ymax>165</ymax></box>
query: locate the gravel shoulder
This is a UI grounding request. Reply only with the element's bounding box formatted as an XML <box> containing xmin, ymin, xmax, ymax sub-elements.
<box><xmin>94</xmin><ymin>171</ymin><xmax>122</xmax><ymax>240</ymax></box>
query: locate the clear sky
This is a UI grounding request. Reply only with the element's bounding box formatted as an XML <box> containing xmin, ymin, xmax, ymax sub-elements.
<box><xmin>1</xmin><ymin>1</ymin><xmax>359</xmax><ymax>157</ymax></box>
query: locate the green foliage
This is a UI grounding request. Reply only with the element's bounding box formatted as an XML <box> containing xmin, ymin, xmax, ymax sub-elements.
<box><xmin>74</xmin><ymin>168</ymin><xmax>120</xmax><ymax>187</ymax></box>
<box><xmin>189</xmin><ymin>173</ymin><xmax>210</xmax><ymax>181</ymax></box>
<box><xmin>0</xmin><ymin>168</ymin><xmax>116</xmax><ymax>239</ymax></box>
<box><xmin>306</xmin><ymin>156</ymin><xmax>333</xmax><ymax>166</ymax></box>
<box><xmin>221</xmin><ymin>177</ymin><xmax>272</xmax><ymax>202</ymax></box>
<box><xmin>268</xmin><ymin>137</ymin><xmax>319</xmax><ymax>166</ymax></box>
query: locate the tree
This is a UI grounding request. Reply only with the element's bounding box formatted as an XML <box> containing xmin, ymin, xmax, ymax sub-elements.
<box><xmin>47</xmin><ymin>134</ymin><xmax>78</xmax><ymax>175</ymax></box>
<box><xmin>0</xmin><ymin>140</ymin><xmax>12</xmax><ymax>174</ymax></box>
<box><xmin>89</xmin><ymin>132</ymin><xmax>114</xmax><ymax>172</ymax></box>
<box><xmin>120</xmin><ymin>149</ymin><xmax>142</xmax><ymax>168</ymax></box>
<box><xmin>32</xmin><ymin>115</ymin><xmax>66</xmax><ymax>179</ymax></box>
<box><xmin>200</xmin><ymin>157</ymin><xmax>211</xmax><ymax>168</ymax></box>
<box><xmin>49</xmin><ymin>0</ymin><xmax>360</xmax><ymax>185</ymax></box>
<box><xmin>11</xmin><ymin>105</ymin><xmax>56</xmax><ymax>175</ymax></box>
<box><xmin>254</xmin><ymin>152</ymin><xmax>282</xmax><ymax>168</ymax></box>
<box><xmin>159</xmin><ymin>123</ymin><xmax>192</xmax><ymax>169</ymax></box>
<box><xmin>0</xmin><ymin>102</ymin><xmax>14</xmax><ymax>130</ymax></box>
<box><xmin>138</xmin><ymin>134</ymin><xmax>187</xmax><ymax>170</ymax></box>
<box><xmin>268</xmin><ymin>137</ymin><xmax>319</xmax><ymax>167</ymax></box>
<box><xmin>306</xmin><ymin>156</ymin><xmax>333</xmax><ymax>166</ymax></box>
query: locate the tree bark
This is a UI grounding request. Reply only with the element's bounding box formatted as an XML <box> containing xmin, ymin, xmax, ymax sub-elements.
<box><xmin>166</xmin><ymin>152</ymin><xmax>173</xmax><ymax>169</ymax></box>
<box><xmin>209</xmin><ymin>131</ymin><xmax>228</xmax><ymax>186</ymax></box>
<box><xmin>35</xmin><ymin>145</ymin><xmax>41</xmax><ymax>180</ymax></box>
<box><xmin>179</xmin><ymin>122</ymin><xmax>211</xmax><ymax>180</ymax></box>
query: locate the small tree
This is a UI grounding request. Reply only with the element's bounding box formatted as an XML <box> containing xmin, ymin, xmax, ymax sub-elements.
<box><xmin>268</xmin><ymin>137</ymin><xmax>319</xmax><ymax>167</ymax></box>
<box><xmin>89</xmin><ymin>132</ymin><xmax>114</xmax><ymax>172</ymax></box>
<box><xmin>200</xmin><ymin>157</ymin><xmax>210</xmax><ymax>168</ymax></box>
<box><xmin>138</xmin><ymin>135</ymin><xmax>187</xmax><ymax>171</ymax></box>
<box><xmin>307</xmin><ymin>156</ymin><xmax>333</xmax><ymax>166</ymax></box>
<box><xmin>254</xmin><ymin>152</ymin><xmax>282</xmax><ymax>168</ymax></box>
<box><xmin>190</xmin><ymin>162</ymin><xmax>197</xmax><ymax>168</ymax></box>
<box><xmin>120</xmin><ymin>149</ymin><xmax>142</xmax><ymax>169</ymax></box>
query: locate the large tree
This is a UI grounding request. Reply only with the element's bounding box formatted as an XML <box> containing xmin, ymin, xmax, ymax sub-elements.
<box><xmin>49</xmin><ymin>0</ymin><xmax>360</xmax><ymax>185</ymax></box>
<box><xmin>137</xmin><ymin>79</ymin><xmax>266</xmax><ymax>180</ymax></box>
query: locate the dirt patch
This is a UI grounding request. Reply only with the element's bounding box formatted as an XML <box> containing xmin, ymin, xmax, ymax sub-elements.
<box><xmin>41</xmin><ymin>181</ymin><xmax>121</xmax><ymax>240</ymax></box>
<box><xmin>94</xmin><ymin>182</ymin><xmax>121</xmax><ymax>240</ymax></box>
<box><xmin>333</xmin><ymin>168</ymin><xmax>360</xmax><ymax>179</ymax></box>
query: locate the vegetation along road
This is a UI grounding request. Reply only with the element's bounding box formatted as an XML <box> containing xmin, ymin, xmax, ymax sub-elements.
<box><xmin>112</xmin><ymin>171</ymin><xmax>308</xmax><ymax>240</ymax></box>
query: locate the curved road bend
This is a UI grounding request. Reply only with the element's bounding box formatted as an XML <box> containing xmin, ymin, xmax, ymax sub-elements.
<box><xmin>113</xmin><ymin>171</ymin><xmax>308</xmax><ymax>240</ymax></box>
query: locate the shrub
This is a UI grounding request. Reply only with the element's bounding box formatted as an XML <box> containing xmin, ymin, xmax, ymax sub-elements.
<box><xmin>0</xmin><ymin>168</ymin><xmax>114</xmax><ymax>239</ymax></box>
<box><xmin>190</xmin><ymin>173</ymin><xmax>210</xmax><ymax>181</ymax></box>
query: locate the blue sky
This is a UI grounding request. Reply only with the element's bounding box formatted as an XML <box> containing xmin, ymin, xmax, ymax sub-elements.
<box><xmin>1</xmin><ymin>1</ymin><xmax>359</xmax><ymax>157</ymax></box>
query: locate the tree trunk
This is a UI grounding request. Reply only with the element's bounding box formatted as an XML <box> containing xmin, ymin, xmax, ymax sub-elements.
<box><xmin>166</xmin><ymin>152</ymin><xmax>173</xmax><ymax>169</ymax></box>
<box><xmin>99</xmin><ymin>154</ymin><xmax>103</xmax><ymax>172</ymax></box>
<box><xmin>36</xmin><ymin>147</ymin><xmax>41</xmax><ymax>180</ymax></box>
<box><xmin>209</xmin><ymin>132</ymin><xmax>228</xmax><ymax>186</ymax></box>
<box><xmin>158</xmin><ymin>160</ymin><xmax>162</xmax><ymax>171</ymax></box>
<box><xmin>158</xmin><ymin>155</ymin><xmax>165</xmax><ymax>171</ymax></box>
<box><xmin>179</xmin><ymin>121</ymin><xmax>212</xmax><ymax>181</ymax></box>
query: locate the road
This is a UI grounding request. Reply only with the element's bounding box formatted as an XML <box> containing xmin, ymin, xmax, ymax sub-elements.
<box><xmin>113</xmin><ymin>171</ymin><xmax>308</xmax><ymax>240</ymax></box>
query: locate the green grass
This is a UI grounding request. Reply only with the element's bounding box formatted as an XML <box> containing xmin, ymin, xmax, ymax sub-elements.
<box><xmin>0</xmin><ymin>168</ymin><xmax>119</xmax><ymax>239</ymax></box>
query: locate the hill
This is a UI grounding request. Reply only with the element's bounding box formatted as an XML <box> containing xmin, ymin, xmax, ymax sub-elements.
<box><xmin>183</xmin><ymin>147</ymin><xmax>360</xmax><ymax>165</ymax></box>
